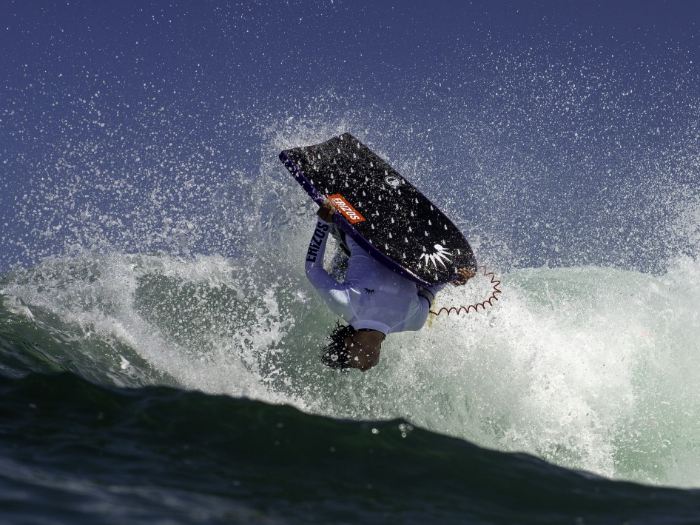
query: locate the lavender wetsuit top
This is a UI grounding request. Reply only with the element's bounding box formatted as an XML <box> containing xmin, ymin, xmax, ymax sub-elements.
<box><xmin>305</xmin><ymin>219</ymin><xmax>445</xmax><ymax>335</ymax></box>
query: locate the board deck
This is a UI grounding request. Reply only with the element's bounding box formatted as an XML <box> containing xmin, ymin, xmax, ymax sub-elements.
<box><xmin>279</xmin><ymin>133</ymin><xmax>476</xmax><ymax>286</ymax></box>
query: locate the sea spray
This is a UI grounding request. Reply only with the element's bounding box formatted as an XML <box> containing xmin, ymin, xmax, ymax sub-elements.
<box><xmin>3</xmin><ymin>248</ymin><xmax>699</xmax><ymax>487</ymax></box>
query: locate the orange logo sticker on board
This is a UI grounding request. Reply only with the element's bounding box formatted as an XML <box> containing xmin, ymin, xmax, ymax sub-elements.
<box><xmin>328</xmin><ymin>194</ymin><xmax>366</xmax><ymax>224</ymax></box>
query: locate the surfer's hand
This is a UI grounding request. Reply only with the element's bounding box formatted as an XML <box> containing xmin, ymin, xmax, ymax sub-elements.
<box><xmin>317</xmin><ymin>200</ymin><xmax>337</xmax><ymax>222</ymax></box>
<box><xmin>453</xmin><ymin>268</ymin><xmax>476</xmax><ymax>286</ymax></box>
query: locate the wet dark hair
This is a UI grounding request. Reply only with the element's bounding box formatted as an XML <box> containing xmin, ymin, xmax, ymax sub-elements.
<box><xmin>321</xmin><ymin>321</ymin><xmax>356</xmax><ymax>369</ymax></box>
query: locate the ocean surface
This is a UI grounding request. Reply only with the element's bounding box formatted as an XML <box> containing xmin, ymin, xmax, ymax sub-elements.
<box><xmin>2</xmin><ymin>1</ymin><xmax>700</xmax><ymax>523</ymax></box>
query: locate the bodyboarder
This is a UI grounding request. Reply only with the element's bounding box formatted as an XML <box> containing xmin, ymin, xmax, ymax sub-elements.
<box><xmin>306</xmin><ymin>200</ymin><xmax>475</xmax><ymax>372</ymax></box>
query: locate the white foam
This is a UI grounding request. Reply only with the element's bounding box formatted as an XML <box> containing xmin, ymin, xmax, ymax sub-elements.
<box><xmin>4</xmin><ymin>224</ymin><xmax>699</xmax><ymax>488</ymax></box>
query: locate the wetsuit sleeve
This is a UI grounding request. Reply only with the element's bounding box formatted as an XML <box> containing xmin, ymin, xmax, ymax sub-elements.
<box><xmin>306</xmin><ymin>219</ymin><xmax>345</xmax><ymax>294</ymax></box>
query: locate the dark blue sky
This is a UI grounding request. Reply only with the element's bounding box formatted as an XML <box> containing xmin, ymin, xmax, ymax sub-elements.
<box><xmin>2</xmin><ymin>1</ymin><xmax>699</xmax><ymax>273</ymax></box>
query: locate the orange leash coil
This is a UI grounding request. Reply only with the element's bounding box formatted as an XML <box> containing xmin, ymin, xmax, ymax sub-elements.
<box><xmin>430</xmin><ymin>266</ymin><xmax>502</xmax><ymax>316</ymax></box>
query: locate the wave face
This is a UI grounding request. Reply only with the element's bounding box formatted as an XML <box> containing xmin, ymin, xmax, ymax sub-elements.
<box><xmin>2</xmin><ymin>371</ymin><xmax>699</xmax><ymax>525</ymax></box>
<box><xmin>2</xmin><ymin>248</ymin><xmax>700</xmax><ymax>491</ymax></box>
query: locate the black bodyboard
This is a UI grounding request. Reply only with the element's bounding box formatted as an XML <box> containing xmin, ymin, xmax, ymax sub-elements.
<box><xmin>279</xmin><ymin>133</ymin><xmax>476</xmax><ymax>286</ymax></box>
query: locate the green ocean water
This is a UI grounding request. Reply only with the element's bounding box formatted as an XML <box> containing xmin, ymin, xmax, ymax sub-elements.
<box><xmin>2</xmin><ymin>371</ymin><xmax>699</xmax><ymax>525</ymax></box>
<box><xmin>1</xmin><ymin>250</ymin><xmax>699</xmax><ymax>524</ymax></box>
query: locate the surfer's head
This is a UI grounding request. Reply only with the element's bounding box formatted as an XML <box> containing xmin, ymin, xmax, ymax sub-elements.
<box><xmin>322</xmin><ymin>322</ymin><xmax>385</xmax><ymax>372</ymax></box>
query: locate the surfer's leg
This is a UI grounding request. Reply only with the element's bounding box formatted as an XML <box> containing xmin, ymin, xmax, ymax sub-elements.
<box><xmin>344</xmin><ymin>235</ymin><xmax>361</xmax><ymax>255</ymax></box>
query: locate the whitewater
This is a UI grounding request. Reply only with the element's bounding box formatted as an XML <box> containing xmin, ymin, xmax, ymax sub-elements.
<box><xmin>2</xmin><ymin>158</ymin><xmax>699</xmax><ymax>487</ymax></box>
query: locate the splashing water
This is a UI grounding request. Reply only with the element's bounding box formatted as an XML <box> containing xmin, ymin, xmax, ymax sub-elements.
<box><xmin>2</xmin><ymin>16</ymin><xmax>699</xmax><ymax>490</ymax></box>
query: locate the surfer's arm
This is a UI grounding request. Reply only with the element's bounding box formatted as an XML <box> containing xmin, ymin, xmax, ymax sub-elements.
<box><xmin>305</xmin><ymin>219</ymin><xmax>355</xmax><ymax>320</ymax></box>
<box><xmin>316</xmin><ymin>199</ymin><xmax>337</xmax><ymax>222</ymax></box>
<box><xmin>305</xmin><ymin>219</ymin><xmax>344</xmax><ymax>290</ymax></box>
